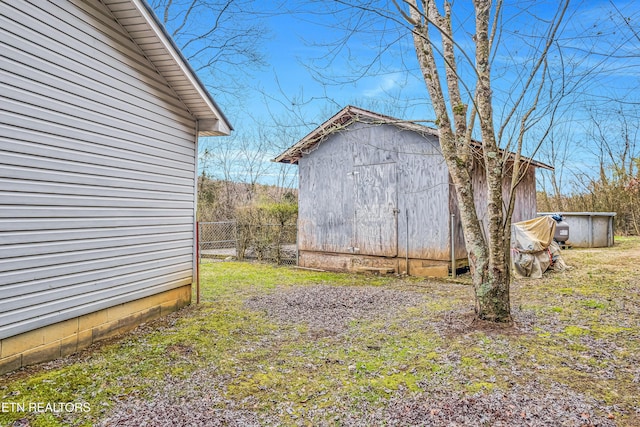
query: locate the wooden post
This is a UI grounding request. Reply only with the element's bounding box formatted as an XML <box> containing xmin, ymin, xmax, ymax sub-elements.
<box><xmin>405</xmin><ymin>209</ymin><xmax>409</xmax><ymax>275</ymax></box>
<box><xmin>451</xmin><ymin>213</ymin><xmax>456</xmax><ymax>278</ymax></box>
<box><xmin>196</xmin><ymin>221</ymin><xmax>200</xmax><ymax>304</ymax></box>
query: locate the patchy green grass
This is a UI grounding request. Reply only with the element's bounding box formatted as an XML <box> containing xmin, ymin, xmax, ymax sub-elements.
<box><xmin>1</xmin><ymin>239</ymin><xmax>639</xmax><ymax>426</ymax></box>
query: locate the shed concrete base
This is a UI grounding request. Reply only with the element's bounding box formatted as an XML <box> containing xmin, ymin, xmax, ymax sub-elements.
<box><xmin>299</xmin><ymin>251</ymin><xmax>467</xmax><ymax>278</ymax></box>
<box><xmin>0</xmin><ymin>285</ymin><xmax>191</xmax><ymax>375</ymax></box>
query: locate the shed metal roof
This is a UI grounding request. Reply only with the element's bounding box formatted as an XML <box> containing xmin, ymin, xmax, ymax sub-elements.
<box><xmin>274</xmin><ymin>105</ymin><xmax>553</xmax><ymax>171</ymax></box>
<box><xmin>102</xmin><ymin>0</ymin><xmax>232</xmax><ymax>136</ymax></box>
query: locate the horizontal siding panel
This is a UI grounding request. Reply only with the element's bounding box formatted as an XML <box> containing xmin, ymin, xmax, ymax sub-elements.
<box><xmin>0</xmin><ymin>149</ymin><xmax>193</xmax><ymax>187</ymax></box>
<box><xmin>0</xmin><ymin>166</ymin><xmax>192</xmax><ymax>196</ymax></box>
<box><xmin>0</xmin><ymin>231</ymin><xmax>192</xmax><ymax>259</ymax></box>
<box><xmin>0</xmin><ymin>178</ymin><xmax>192</xmax><ymax>203</ymax></box>
<box><xmin>0</xmin><ymin>0</ymin><xmax>200</xmax><ymax>342</ymax></box>
<box><xmin>0</xmin><ymin>94</ymin><xmax>194</xmax><ymax>160</ymax></box>
<box><xmin>0</xmin><ymin>123</ymin><xmax>192</xmax><ymax>173</ymax></box>
<box><xmin>1</xmin><ymin>65</ymin><xmax>193</xmax><ymax>142</ymax></box>
<box><xmin>48</xmin><ymin>1</ymin><xmax>173</xmax><ymax>87</ymax></box>
<box><xmin>0</xmin><ymin>239</ymin><xmax>193</xmax><ymax>275</ymax></box>
<box><xmin>0</xmin><ymin>191</ymin><xmax>190</xmax><ymax>209</ymax></box>
<box><xmin>49</xmin><ymin>0</ymin><xmax>170</xmax><ymax>77</ymax></box>
<box><xmin>3</xmin><ymin>2</ymin><xmax>182</xmax><ymax>110</ymax></box>
<box><xmin>0</xmin><ymin>217</ymin><xmax>194</xmax><ymax>232</ymax></box>
<box><xmin>0</xmin><ymin>207</ymin><xmax>192</xmax><ymax>219</ymax></box>
<box><xmin>0</xmin><ymin>262</ymin><xmax>192</xmax><ymax>311</ymax></box>
<box><xmin>0</xmin><ymin>115</ymin><xmax>193</xmax><ymax>167</ymax></box>
<box><xmin>0</xmin><ymin>28</ymin><xmax>193</xmax><ymax>128</ymax></box>
<box><xmin>77</xmin><ymin>0</ymin><xmax>224</xmax><ymax>135</ymax></box>
<box><xmin>0</xmin><ymin>257</ymin><xmax>191</xmax><ymax>299</ymax></box>
<box><xmin>0</xmin><ymin>248</ymin><xmax>192</xmax><ymax>287</ymax></box>
<box><xmin>1</xmin><ymin>138</ymin><xmax>194</xmax><ymax>180</ymax></box>
<box><xmin>0</xmin><ymin>56</ymin><xmax>191</xmax><ymax>139</ymax></box>
<box><xmin>0</xmin><ymin>278</ymin><xmax>192</xmax><ymax>340</ymax></box>
<box><xmin>0</xmin><ymin>224</ymin><xmax>193</xmax><ymax>245</ymax></box>
<box><xmin>0</xmin><ymin>103</ymin><xmax>194</xmax><ymax>164</ymax></box>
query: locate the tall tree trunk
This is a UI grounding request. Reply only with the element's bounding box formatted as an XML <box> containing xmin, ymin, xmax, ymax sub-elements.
<box><xmin>409</xmin><ymin>0</ymin><xmax>511</xmax><ymax>322</ymax></box>
<box><xmin>473</xmin><ymin>0</ymin><xmax>511</xmax><ymax>322</ymax></box>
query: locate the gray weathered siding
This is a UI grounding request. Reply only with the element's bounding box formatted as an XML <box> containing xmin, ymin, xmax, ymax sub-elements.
<box><xmin>297</xmin><ymin>120</ymin><xmax>540</xmax><ymax>265</ymax></box>
<box><xmin>0</xmin><ymin>1</ymin><xmax>197</xmax><ymax>339</ymax></box>
<box><xmin>298</xmin><ymin>122</ymin><xmax>451</xmax><ymax>260</ymax></box>
<box><xmin>298</xmin><ymin>137</ymin><xmax>354</xmax><ymax>253</ymax></box>
<box><xmin>397</xmin><ymin>132</ymin><xmax>451</xmax><ymax>260</ymax></box>
<box><xmin>471</xmin><ymin>161</ymin><xmax>538</xmax><ymax>239</ymax></box>
<box><xmin>508</xmin><ymin>166</ymin><xmax>537</xmax><ymax>223</ymax></box>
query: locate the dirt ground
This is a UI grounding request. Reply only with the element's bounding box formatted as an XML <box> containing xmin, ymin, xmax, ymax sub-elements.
<box><xmin>2</xmin><ymin>238</ymin><xmax>639</xmax><ymax>426</ymax></box>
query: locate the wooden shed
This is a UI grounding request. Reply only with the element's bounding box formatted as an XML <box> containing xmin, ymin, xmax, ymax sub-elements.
<box><xmin>275</xmin><ymin>106</ymin><xmax>551</xmax><ymax>277</ymax></box>
<box><xmin>0</xmin><ymin>0</ymin><xmax>231</xmax><ymax>374</ymax></box>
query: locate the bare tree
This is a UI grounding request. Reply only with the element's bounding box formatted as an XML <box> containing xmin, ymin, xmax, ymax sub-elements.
<box><xmin>298</xmin><ymin>0</ymin><xmax>582</xmax><ymax>322</ymax></box>
<box><xmin>150</xmin><ymin>0</ymin><xmax>271</xmax><ymax>104</ymax></box>
<box><xmin>408</xmin><ymin>1</ymin><xmax>563</xmax><ymax>321</ymax></box>
<box><xmin>574</xmin><ymin>104</ymin><xmax>640</xmax><ymax>234</ymax></box>
<box><xmin>536</xmin><ymin>125</ymin><xmax>574</xmax><ymax>212</ymax></box>
<box><xmin>150</xmin><ymin>1</ymin><xmax>300</xmax><ymax>216</ymax></box>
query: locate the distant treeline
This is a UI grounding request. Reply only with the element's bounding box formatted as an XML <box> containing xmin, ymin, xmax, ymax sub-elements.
<box><xmin>197</xmin><ymin>176</ymin><xmax>297</xmax><ymax>222</ymax></box>
<box><xmin>537</xmin><ymin>168</ymin><xmax>640</xmax><ymax>236</ymax></box>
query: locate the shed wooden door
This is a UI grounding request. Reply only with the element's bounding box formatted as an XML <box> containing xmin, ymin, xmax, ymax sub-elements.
<box><xmin>353</xmin><ymin>163</ymin><xmax>398</xmax><ymax>256</ymax></box>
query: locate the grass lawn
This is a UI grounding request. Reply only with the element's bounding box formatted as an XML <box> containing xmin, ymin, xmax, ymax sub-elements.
<box><xmin>1</xmin><ymin>238</ymin><xmax>639</xmax><ymax>426</ymax></box>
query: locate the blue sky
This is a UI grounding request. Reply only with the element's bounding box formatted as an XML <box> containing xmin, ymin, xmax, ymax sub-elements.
<box><xmin>152</xmin><ymin>0</ymin><xmax>640</xmax><ymax>191</ymax></box>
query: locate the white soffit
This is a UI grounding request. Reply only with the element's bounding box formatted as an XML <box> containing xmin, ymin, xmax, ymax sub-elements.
<box><xmin>102</xmin><ymin>0</ymin><xmax>232</xmax><ymax>136</ymax></box>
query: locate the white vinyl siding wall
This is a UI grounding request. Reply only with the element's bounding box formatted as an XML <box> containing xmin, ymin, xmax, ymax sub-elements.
<box><xmin>0</xmin><ymin>1</ymin><xmax>197</xmax><ymax>339</ymax></box>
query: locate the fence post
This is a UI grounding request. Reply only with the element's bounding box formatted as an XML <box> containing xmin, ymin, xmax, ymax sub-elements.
<box><xmin>406</xmin><ymin>209</ymin><xmax>409</xmax><ymax>275</ymax></box>
<box><xmin>196</xmin><ymin>221</ymin><xmax>200</xmax><ymax>304</ymax></box>
<box><xmin>450</xmin><ymin>214</ymin><xmax>456</xmax><ymax>278</ymax></box>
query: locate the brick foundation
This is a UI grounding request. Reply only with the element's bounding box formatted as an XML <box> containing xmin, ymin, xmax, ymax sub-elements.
<box><xmin>0</xmin><ymin>285</ymin><xmax>191</xmax><ymax>375</ymax></box>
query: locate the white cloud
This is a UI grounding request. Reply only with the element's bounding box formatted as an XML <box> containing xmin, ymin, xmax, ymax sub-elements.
<box><xmin>362</xmin><ymin>72</ymin><xmax>406</xmax><ymax>98</ymax></box>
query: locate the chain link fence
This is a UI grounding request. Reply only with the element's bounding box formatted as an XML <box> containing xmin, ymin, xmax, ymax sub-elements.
<box><xmin>199</xmin><ymin>221</ymin><xmax>297</xmax><ymax>265</ymax></box>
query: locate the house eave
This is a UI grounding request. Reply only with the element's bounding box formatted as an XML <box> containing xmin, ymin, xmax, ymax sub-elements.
<box><xmin>102</xmin><ymin>0</ymin><xmax>233</xmax><ymax>136</ymax></box>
